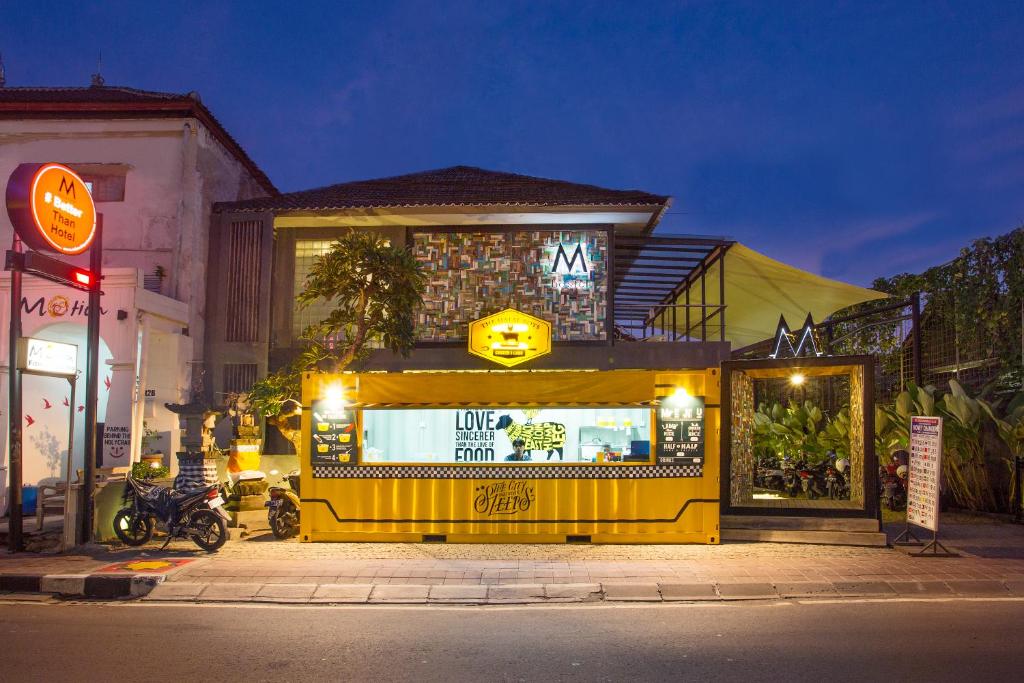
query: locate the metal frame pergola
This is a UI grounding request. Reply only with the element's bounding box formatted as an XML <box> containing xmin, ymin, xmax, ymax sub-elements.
<box><xmin>612</xmin><ymin>234</ymin><xmax>734</xmax><ymax>342</ymax></box>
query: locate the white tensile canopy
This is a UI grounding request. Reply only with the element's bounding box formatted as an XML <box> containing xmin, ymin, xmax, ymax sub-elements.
<box><xmin>666</xmin><ymin>243</ymin><xmax>888</xmax><ymax>348</ymax></box>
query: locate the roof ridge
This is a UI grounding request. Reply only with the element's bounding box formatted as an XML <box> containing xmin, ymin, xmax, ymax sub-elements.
<box><xmin>269</xmin><ymin>165</ymin><xmax>666</xmax><ymax>200</ymax></box>
<box><xmin>216</xmin><ymin>165</ymin><xmax>670</xmax><ymax>213</ymax></box>
<box><xmin>0</xmin><ymin>84</ymin><xmax>188</xmax><ymax>99</ymax></box>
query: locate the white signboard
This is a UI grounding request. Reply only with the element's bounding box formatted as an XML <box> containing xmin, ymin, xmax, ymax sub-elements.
<box><xmin>102</xmin><ymin>424</ymin><xmax>132</xmax><ymax>461</ymax></box>
<box><xmin>17</xmin><ymin>337</ymin><xmax>78</xmax><ymax>377</ymax></box>
<box><xmin>907</xmin><ymin>416</ymin><xmax>943</xmax><ymax>531</ymax></box>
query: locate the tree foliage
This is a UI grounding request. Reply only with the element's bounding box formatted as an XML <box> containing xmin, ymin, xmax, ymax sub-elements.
<box><xmin>248</xmin><ymin>231</ymin><xmax>426</xmax><ymax>450</ymax></box>
<box><xmin>828</xmin><ymin>225</ymin><xmax>1024</xmax><ymax>392</ymax></box>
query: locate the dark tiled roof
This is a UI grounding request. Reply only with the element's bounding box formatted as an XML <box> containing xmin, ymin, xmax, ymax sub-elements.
<box><xmin>215</xmin><ymin>165</ymin><xmax>670</xmax><ymax>213</ymax></box>
<box><xmin>0</xmin><ymin>85</ymin><xmax>191</xmax><ymax>103</ymax></box>
<box><xmin>0</xmin><ymin>85</ymin><xmax>277</xmax><ymax>195</ymax></box>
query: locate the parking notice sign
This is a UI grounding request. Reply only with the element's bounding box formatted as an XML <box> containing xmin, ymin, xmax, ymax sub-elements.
<box><xmin>907</xmin><ymin>416</ymin><xmax>942</xmax><ymax>531</ymax></box>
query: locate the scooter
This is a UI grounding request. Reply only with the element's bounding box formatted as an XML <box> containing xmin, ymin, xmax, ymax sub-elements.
<box><xmin>266</xmin><ymin>471</ymin><xmax>301</xmax><ymax>539</ymax></box>
<box><xmin>782</xmin><ymin>459</ymin><xmax>804</xmax><ymax>497</ymax></box>
<box><xmin>825</xmin><ymin>458</ymin><xmax>851</xmax><ymax>500</ymax></box>
<box><xmin>880</xmin><ymin>463</ymin><xmax>907</xmax><ymax>511</ymax></box>
<box><xmin>114</xmin><ymin>475</ymin><xmax>230</xmax><ymax>552</ymax></box>
<box><xmin>799</xmin><ymin>462</ymin><xmax>828</xmax><ymax>500</ymax></box>
<box><xmin>755</xmin><ymin>455</ymin><xmax>787</xmax><ymax>492</ymax></box>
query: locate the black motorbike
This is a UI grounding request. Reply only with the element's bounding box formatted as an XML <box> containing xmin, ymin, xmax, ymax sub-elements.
<box><xmin>113</xmin><ymin>475</ymin><xmax>230</xmax><ymax>552</ymax></box>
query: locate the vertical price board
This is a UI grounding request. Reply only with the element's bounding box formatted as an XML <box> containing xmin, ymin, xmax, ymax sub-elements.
<box><xmin>907</xmin><ymin>416</ymin><xmax>942</xmax><ymax>531</ymax></box>
<box><xmin>310</xmin><ymin>399</ymin><xmax>358</xmax><ymax>466</ymax></box>
<box><xmin>656</xmin><ymin>396</ymin><xmax>705</xmax><ymax>465</ymax></box>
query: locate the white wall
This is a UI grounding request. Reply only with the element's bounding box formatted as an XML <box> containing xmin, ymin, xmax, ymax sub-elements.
<box><xmin>0</xmin><ymin>116</ymin><xmax>270</xmax><ymax>363</ymax></box>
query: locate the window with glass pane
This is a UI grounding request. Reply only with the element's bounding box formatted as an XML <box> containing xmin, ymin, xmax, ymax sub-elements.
<box><xmin>362</xmin><ymin>407</ymin><xmax>651</xmax><ymax>464</ymax></box>
<box><xmin>293</xmin><ymin>239</ymin><xmax>336</xmax><ymax>338</ymax></box>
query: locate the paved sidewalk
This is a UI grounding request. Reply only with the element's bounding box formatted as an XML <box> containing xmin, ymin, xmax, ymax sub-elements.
<box><xmin>3</xmin><ymin>516</ymin><xmax>1023</xmax><ymax>603</ymax></box>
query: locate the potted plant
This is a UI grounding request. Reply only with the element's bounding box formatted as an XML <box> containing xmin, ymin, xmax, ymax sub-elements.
<box><xmin>131</xmin><ymin>460</ymin><xmax>169</xmax><ymax>480</ymax></box>
<box><xmin>140</xmin><ymin>422</ymin><xmax>164</xmax><ymax>468</ymax></box>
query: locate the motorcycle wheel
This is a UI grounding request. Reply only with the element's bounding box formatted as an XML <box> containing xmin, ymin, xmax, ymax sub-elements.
<box><xmin>191</xmin><ymin>509</ymin><xmax>228</xmax><ymax>552</ymax></box>
<box><xmin>269</xmin><ymin>502</ymin><xmax>298</xmax><ymax>539</ymax></box>
<box><xmin>113</xmin><ymin>509</ymin><xmax>154</xmax><ymax>546</ymax></box>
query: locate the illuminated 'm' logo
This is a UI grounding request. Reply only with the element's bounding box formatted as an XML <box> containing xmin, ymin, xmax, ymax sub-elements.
<box><xmin>552</xmin><ymin>243</ymin><xmax>588</xmax><ymax>274</ymax></box>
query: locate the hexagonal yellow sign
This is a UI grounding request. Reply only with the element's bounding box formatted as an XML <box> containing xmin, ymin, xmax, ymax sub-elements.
<box><xmin>468</xmin><ymin>308</ymin><xmax>552</xmax><ymax>368</ymax></box>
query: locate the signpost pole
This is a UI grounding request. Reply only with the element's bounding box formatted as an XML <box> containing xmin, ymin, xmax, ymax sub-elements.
<box><xmin>62</xmin><ymin>375</ymin><xmax>77</xmax><ymax>552</ymax></box>
<box><xmin>6</xmin><ymin>236</ymin><xmax>23</xmax><ymax>552</ymax></box>
<box><xmin>79</xmin><ymin>216</ymin><xmax>102</xmax><ymax>545</ymax></box>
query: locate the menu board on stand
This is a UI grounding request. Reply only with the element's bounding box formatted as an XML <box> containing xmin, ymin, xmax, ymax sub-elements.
<box><xmin>310</xmin><ymin>399</ymin><xmax>358</xmax><ymax>467</ymax></box>
<box><xmin>656</xmin><ymin>396</ymin><xmax>705</xmax><ymax>466</ymax></box>
<box><xmin>896</xmin><ymin>415</ymin><xmax>957</xmax><ymax>556</ymax></box>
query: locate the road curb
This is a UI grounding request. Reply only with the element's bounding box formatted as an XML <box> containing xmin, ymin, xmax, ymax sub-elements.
<box><xmin>0</xmin><ymin>572</ymin><xmax>166</xmax><ymax>600</ymax></box>
<box><xmin>6</xmin><ymin>575</ymin><xmax>1024</xmax><ymax>604</ymax></box>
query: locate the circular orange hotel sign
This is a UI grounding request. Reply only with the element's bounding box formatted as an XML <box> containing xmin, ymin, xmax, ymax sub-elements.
<box><xmin>5</xmin><ymin>163</ymin><xmax>97</xmax><ymax>255</ymax></box>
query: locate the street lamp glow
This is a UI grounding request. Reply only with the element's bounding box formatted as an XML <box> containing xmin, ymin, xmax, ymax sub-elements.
<box><xmin>789</xmin><ymin>373</ymin><xmax>806</xmax><ymax>386</ymax></box>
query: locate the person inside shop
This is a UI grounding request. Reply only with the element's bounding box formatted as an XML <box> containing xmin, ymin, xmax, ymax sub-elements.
<box><xmin>505</xmin><ymin>438</ymin><xmax>531</xmax><ymax>461</ymax></box>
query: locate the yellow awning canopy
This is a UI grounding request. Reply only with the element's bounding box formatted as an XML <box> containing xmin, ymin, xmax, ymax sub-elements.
<box><xmin>665</xmin><ymin>243</ymin><xmax>888</xmax><ymax>348</ymax></box>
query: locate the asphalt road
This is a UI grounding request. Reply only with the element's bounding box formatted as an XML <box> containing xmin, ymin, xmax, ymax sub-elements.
<box><xmin>1</xmin><ymin>599</ymin><xmax>1022</xmax><ymax>681</ymax></box>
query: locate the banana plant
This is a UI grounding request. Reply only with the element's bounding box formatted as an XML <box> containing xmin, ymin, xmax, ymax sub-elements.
<box><xmin>820</xmin><ymin>407</ymin><xmax>851</xmax><ymax>461</ymax></box>
<box><xmin>753</xmin><ymin>400</ymin><xmax>828</xmax><ymax>463</ymax></box>
<box><xmin>874</xmin><ymin>406</ymin><xmax>905</xmax><ymax>460</ymax></box>
<box><xmin>980</xmin><ymin>391</ymin><xmax>1024</xmax><ymax>510</ymax></box>
<box><xmin>938</xmin><ymin>379</ymin><xmax>996</xmax><ymax>511</ymax></box>
<box><xmin>980</xmin><ymin>391</ymin><xmax>1024</xmax><ymax>458</ymax></box>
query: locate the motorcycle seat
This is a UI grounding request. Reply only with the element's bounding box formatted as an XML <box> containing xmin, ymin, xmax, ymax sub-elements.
<box><xmin>169</xmin><ymin>486</ymin><xmax>212</xmax><ymax>503</ymax></box>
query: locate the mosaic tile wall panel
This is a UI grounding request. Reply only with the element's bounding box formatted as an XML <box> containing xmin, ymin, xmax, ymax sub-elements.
<box><xmin>729</xmin><ymin>371</ymin><xmax>755</xmax><ymax>505</ymax></box>
<box><xmin>850</xmin><ymin>366</ymin><xmax>865</xmax><ymax>504</ymax></box>
<box><xmin>413</xmin><ymin>230</ymin><xmax>608</xmax><ymax>341</ymax></box>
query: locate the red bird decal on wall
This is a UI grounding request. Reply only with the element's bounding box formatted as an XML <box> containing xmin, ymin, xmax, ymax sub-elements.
<box><xmin>43</xmin><ymin>398</ymin><xmax>52</xmax><ymax>409</ymax></box>
<box><xmin>104</xmin><ymin>376</ymin><xmax>111</xmax><ymax>391</ymax></box>
<box><xmin>78</xmin><ymin>406</ymin><xmax>85</xmax><ymax>413</ymax></box>
<box><xmin>25</xmin><ymin>415</ymin><xmax>35</xmax><ymax>427</ymax></box>
<box><xmin>63</xmin><ymin>397</ymin><xmax>70</xmax><ymax>407</ymax></box>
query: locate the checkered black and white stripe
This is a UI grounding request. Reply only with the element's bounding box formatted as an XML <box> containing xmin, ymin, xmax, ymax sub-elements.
<box><xmin>313</xmin><ymin>464</ymin><xmax>703</xmax><ymax>479</ymax></box>
<box><xmin>174</xmin><ymin>456</ymin><xmax>219</xmax><ymax>490</ymax></box>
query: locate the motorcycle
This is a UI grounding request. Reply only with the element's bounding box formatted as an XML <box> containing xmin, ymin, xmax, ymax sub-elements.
<box><xmin>113</xmin><ymin>475</ymin><xmax>230</xmax><ymax>552</ymax></box>
<box><xmin>799</xmin><ymin>461</ymin><xmax>828</xmax><ymax>500</ymax></box>
<box><xmin>782</xmin><ymin>459</ymin><xmax>804</xmax><ymax>497</ymax></box>
<box><xmin>825</xmin><ymin>458</ymin><xmax>851</xmax><ymax>500</ymax></box>
<box><xmin>266</xmin><ymin>471</ymin><xmax>301</xmax><ymax>539</ymax></box>
<box><xmin>755</xmin><ymin>455</ymin><xmax>787</xmax><ymax>492</ymax></box>
<box><xmin>879</xmin><ymin>463</ymin><xmax>907</xmax><ymax>511</ymax></box>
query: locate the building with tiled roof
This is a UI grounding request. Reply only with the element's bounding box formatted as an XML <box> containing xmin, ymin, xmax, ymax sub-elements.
<box><xmin>0</xmin><ymin>80</ymin><xmax>276</xmax><ymax>487</ymax></box>
<box><xmin>0</xmin><ymin>84</ymin><xmax>276</xmax><ymax>195</ymax></box>
<box><xmin>217</xmin><ymin>165</ymin><xmax>666</xmax><ymax>213</ymax></box>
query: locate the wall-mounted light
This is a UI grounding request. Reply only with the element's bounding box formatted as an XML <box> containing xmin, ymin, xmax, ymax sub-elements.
<box><xmin>670</xmin><ymin>387</ymin><xmax>690</xmax><ymax>404</ymax></box>
<box><xmin>325</xmin><ymin>382</ymin><xmax>345</xmax><ymax>409</ymax></box>
<box><xmin>789</xmin><ymin>373</ymin><xmax>806</xmax><ymax>386</ymax></box>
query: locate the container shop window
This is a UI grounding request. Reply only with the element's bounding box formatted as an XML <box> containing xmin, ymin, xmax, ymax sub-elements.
<box><xmin>362</xmin><ymin>407</ymin><xmax>651</xmax><ymax>464</ymax></box>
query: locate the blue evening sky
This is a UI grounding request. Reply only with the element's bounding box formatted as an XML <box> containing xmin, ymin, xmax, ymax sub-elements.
<box><xmin>3</xmin><ymin>1</ymin><xmax>1022</xmax><ymax>285</ymax></box>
